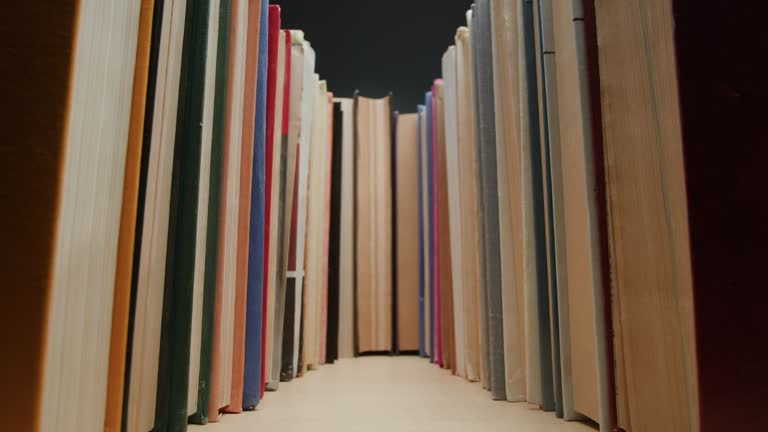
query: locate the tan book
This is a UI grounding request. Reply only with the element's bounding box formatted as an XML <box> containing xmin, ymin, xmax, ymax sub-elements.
<box><xmin>336</xmin><ymin>97</ymin><xmax>356</xmax><ymax>359</ymax></box>
<box><xmin>489</xmin><ymin>0</ymin><xmax>527</xmax><ymax>402</ymax></box>
<box><xmin>594</xmin><ymin>1</ymin><xmax>699</xmax><ymax>431</ymax></box>
<box><xmin>550</xmin><ymin>0</ymin><xmax>611</xmax><ymax>426</ymax></box>
<box><xmin>394</xmin><ymin>113</ymin><xmax>420</xmax><ymax>352</ymax></box>
<box><xmin>442</xmin><ymin>46</ymin><xmax>468</xmax><ymax>377</ymax></box>
<box><xmin>303</xmin><ymin>78</ymin><xmax>330</xmax><ymax>369</ymax></box>
<box><xmin>454</xmin><ymin>26</ymin><xmax>482</xmax><ymax>383</ymax></box>
<box><xmin>355</xmin><ymin>95</ymin><xmax>394</xmax><ymax>354</ymax></box>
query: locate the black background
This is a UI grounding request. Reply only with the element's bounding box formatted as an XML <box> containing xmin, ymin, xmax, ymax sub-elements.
<box><xmin>271</xmin><ymin>0</ymin><xmax>473</xmax><ymax>112</ymax></box>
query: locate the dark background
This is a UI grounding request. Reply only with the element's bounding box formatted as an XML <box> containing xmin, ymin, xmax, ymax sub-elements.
<box><xmin>272</xmin><ymin>0</ymin><xmax>473</xmax><ymax>112</ymax></box>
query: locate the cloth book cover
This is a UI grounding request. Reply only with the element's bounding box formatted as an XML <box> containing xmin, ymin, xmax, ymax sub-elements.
<box><xmin>153</xmin><ymin>0</ymin><xmax>211</xmax><ymax>429</ymax></box>
<box><xmin>416</xmin><ymin>105</ymin><xmax>427</xmax><ymax>358</ymax></box>
<box><xmin>425</xmin><ymin>90</ymin><xmax>435</xmax><ymax>364</ymax></box>
<box><xmin>280</xmin><ymin>30</ymin><xmax>307</xmax><ymax>381</ymax></box>
<box><xmin>243</xmin><ymin>0</ymin><xmax>269</xmax><ymax>411</ymax></box>
<box><xmin>336</xmin><ymin>98</ymin><xmax>356</xmax><ymax>360</ymax></box>
<box><xmin>326</xmin><ymin>100</ymin><xmax>344</xmax><ymax>363</ymax></box>
<box><xmin>187</xmin><ymin>0</ymin><xmax>224</xmax><ymax>421</ymax></box>
<box><xmin>260</xmin><ymin>4</ymin><xmax>281</xmax><ymax>398</ymax></box>
<box><xmin>454</xmin><ymin>25</ymin><xmax>482</xmax><ymax>384</ymax></box>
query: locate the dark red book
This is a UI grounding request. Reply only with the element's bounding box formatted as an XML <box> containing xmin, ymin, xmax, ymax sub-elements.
<box><xmin>260</xmin><ymin>4</ymin><xmax>280</xmax><ymax>397</ymax></box>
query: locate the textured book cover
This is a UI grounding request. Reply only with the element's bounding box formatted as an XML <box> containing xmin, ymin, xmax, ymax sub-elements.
<box><xmin>486</xmin><ymin>0</ymin><xmax>527</xmax><ymax>404</ymax></box>
<box><xmin>336</xmin><ymin>98</ymin><xmax>356</xmax><ymax>359</ymax></box>
<box><xmin>242</xmin><ymin>0</ymin><xmax>269</xmax><ymax>410</ymax></box>
<box><xmin>425</xmin><ymin>91</ymin><xmax>435</xmax><ymax>363</ymax></box>
<box><xmin>266</xmin><ymin>28</ymin><xmax>294</xmax><ymax>390</ymax></box>
<box><xmin>455</xmin><ymin>25</ymin><xmax>482</xmax><ymax>384</ymax></box>
<box><xmin>188</xmin><ymin>0</ymin><xmax>233</xmax><ymax>422</ymax></box>
<box><xmin>223</xmin><ymin>0</ymin><xmax>261</xmax><ymax>414</ymax></box>
<box><xmin>126</xmin><ymin>0</ymin><xmax>188</xmax><ymax>429</ymax></box>
<box><xmin>187</xmin><ymin>0</ymin><xmax>222</xmax><ymax>420</ymax></box>
<box><xmin>417</xmin><ymin>104</ymin><xmax>428</xmax><ymax>358</ymax></box>
<box><xmin>441</xmin><ymin>45</ymin><xmax>467</xmax><ymax>376</ymax></box>
<box><xmin>104</xmin><ymin>1</ymin><xmax>156</xmax><ymax>430</ymax></box>
<box><xmin>280</xmin><ymin>31</ymin><xmax>307</xmax><ymax>381</ymax></box>
<box><xmin>260</xmin><ymin>4</ymin><xmax>281</xmax><ymax>397</ymax></box>
<box><xmin>153</xmin><ymin>0</ymin><xmax>211</xmax><ymax>429</ymax></box>
<box><xmin>326</xmin><ymin>100</ymin><xmax>344</xmax><ymax>363</ymax></box>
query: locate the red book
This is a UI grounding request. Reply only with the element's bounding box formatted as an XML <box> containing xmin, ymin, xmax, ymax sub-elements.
<box><xmin>261</xmin><ymin>4</ymin><xmax>280</xmax><ymax>397</ymax></box>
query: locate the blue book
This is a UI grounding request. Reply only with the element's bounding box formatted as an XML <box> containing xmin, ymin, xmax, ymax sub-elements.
<box><xmin>243</xmin><ymin>0</ymin><xmax>269</xmax><ymax>410</ymax></box>
<box><xmin>416</xmin><ymin>104</ymin><xmax>426</xmax><ymax>358</ymax></box>
<box><xmin>425</xmin><ymin>91</ymin><xmax>435</xmax><ymax>364</ymax></box>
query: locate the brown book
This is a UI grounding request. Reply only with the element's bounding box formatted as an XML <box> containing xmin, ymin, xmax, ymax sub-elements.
<box><xmin>395</xmin><ymin>113</ymin><xmax>421</xmax><ymax>352</ymax></box>
<box><xmin>1</xmin><ymin>3</ymin><xmax>142</xmax><ymax>431</ymax></box>
<box><xmin>594</xmin><ymin>1</ymin><xmax>699</xmax><ymax>431</ymax></box>
<box><xmin>355</xmin><ymin>95</ymin><xmax>394</xmax><ymax>354</ymax></box>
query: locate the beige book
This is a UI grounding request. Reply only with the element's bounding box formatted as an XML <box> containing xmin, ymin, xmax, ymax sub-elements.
<box><xmin>264</xmin><ymin>28</ymin><xmax>287</xmax><ymax>384</ymax></box>
<box><xmin>335</xmin><ymin>97</ymin><xmax>356</xmax><ymax>359</ymax></box>
<box><xmin>442</xmin><ymin>46</ymin><xmax>467</xmax><ymax>377</ymax></box>
<box><xmin>550</xmin><ymin>0</ymin><xmax>613</xmax><ymax>426</ymax></box>
<box><xmin>31</xmin><ymin>1</ymin><xmax>143</xmax><ymax>431</ymax></box>
<box><xmin>355</xmin><ymin>95</ymin><xmax>394</xmax><ymax>354</ymax></box>
<box><xmin>489</xmin><ymin>0</ymin><xmax>527</xmax><ymax>402</ymax></box>
<box><xmin>595</xmin><ymin>1</ymin><xmax>699</xmax><ymax>431</ymax></box>
<box><xmin>125</xmin><ymin>0</ymin><xmax>187</xmax><ymax>430</ymax></box>
<box><xmin>395</xmin><ymin>113</ymin><xmax>421</xmax><ymax>352</ymax></box>
<box><xmin>291</xmin><ymin>43</ymin><xmax>316</xmax><ymax>374</ymax></box>
<box><xmin>303</xmin><ymin>78</ymin><xmax>330</xmax><ymax>369</ymax></box>
<box><xmin>455</xmin><ymin>27</ymin><xmax>482</xmax><ymax>383</ymax></box>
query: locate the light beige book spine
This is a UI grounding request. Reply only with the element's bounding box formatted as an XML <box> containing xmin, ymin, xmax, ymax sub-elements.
<box><xmin>489</xmin><ymin>0</ymin><xmax>527</xmax><ymax>402</ymax></box>
<box><xmin>455</xmin><ymin>27</ymin><xmax>482</xmax><ymax>383</ymax></box>
<box><xmin>441</xmin><ymin>46</ymin><xmax>466</xmax><ymax>377</ymax></box>
<box><xmin>336</xmin><ymin>97</ymin><xmax>356</xmax><ymax>359</ymax></box>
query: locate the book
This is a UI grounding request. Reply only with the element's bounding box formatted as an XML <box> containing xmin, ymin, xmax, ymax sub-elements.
<box><xmin>488</xmin><ymin>0</ymin><xmax>526</xmax><ymax>403</ymax></box>
<box><xmin>595</xmin><ymin>1</ymin><xmax>699</xmax><ymax>431</ymax></box>
<box><xmin>417</xmin><ymin>104</ymin><xmax>429</xmax><ymax>359</ymax></box>
<box><xmin>280</xmin><ymin>30</ymin><xmax>308</xmax><ymax>381</ymax></box>
<box><xmin>454</xmin><ymin>27</ymin><xmax>482</xmax><ymax>383</ymax></box>
<box><xmin>186</xmin><ymin>0</ymin><xmax>223</xmax><ymax>419</ymax></box>
<box><xmin>224</xmin><ymin>0</ymin><xmax>261</xmax><ymax>413</ymax></box>
<box><xmin>470</xmin><ymin>0</ymin><xmax>506</xmax><ymax>401</ymax></box>
<box><xmin>326</xmin><ymin>100</ymin><xmax>344</xmax><ymax>363</ymax></box>
<box><xmin>104</xmin><ymin>1</ymin><xmax>157</xmax><ymax>431</ymax></box>
<box><xmin>336</xmin><ymin>97</ymin><xmax>357</xmax><ymax>359</ymax></box>
<box><xmin>355</xmin><ymin>95</ymin><xmax>394</xmax><ymax>354</ymax></box>
<box><xmin>125</xmin><ymin>0</ymin><xmax>188</xmax><ymax>429</ymax></box>
<box><xmin>242</xmin><ymin>0</ymin><xmax>269</xmax><ymax>410</ymax></box>
<box><xmin>1</xmin><ymin>2</ymin><xmax>142</xmax><ymax>430</ymax></box>
<box><xmin>394</xmin><ymin>113</ymin><xmax>421</xmax><ymax>352</ymax></box>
